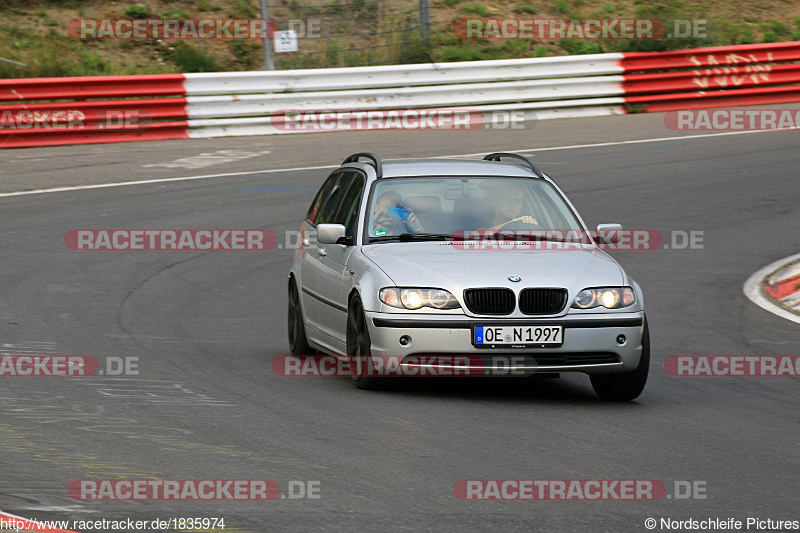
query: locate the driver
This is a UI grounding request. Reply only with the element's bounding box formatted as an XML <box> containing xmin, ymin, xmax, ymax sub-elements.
<box><xmin>488</xmin><ymin>182</ymin><xmax>538</xmax><ymax>230</ymax></box>
<box><xmin>372</xmin><ymin>191</ymin><xmax>424</xmax><ymax>236</ymax></box>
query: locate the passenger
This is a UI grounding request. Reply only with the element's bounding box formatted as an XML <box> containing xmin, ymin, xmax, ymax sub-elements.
<box><xmin>372</xmin><ymin>191</ymin><xmax>424</xmax><ymax>236</ymax></box>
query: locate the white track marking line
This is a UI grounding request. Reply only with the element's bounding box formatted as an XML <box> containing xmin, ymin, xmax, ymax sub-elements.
<box><xmin>0</xmin><ymin>127</ymin><xmax>796</xmax><ymax>198</ymax></box>
<box><xmin>0</xmin><ymin>165</ymin><xmax>337</xmax><ymax>198</ymax></box>
<box><xmin>743</xmin><ymin>252</ymin><xmax>800</xmax><ymax>325</ymax></box>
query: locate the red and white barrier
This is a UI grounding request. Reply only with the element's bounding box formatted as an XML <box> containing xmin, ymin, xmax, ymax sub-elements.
<box><xmin>745</xmin><ymin>253</ymin><xmax>800</xmax><ymax>325</ymax></box>
<box><xmin>764</xmin><ymin>261</ymin><xmax>800</xmax><ymax>311</ymax></box>
<box><xmin>1</xmin><ymin>41</ymin><xmax>799</xmax><ymax>147</ymax></box>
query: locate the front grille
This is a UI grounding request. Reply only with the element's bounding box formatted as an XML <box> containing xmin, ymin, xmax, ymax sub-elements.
<box><xmin>519</xmin><ymin>288</ymin><xmax>567</xmax><ymax>315</ymax></box>
<box><xmin>464</xmin><ymin>288</ymin><xmax>515</xmax><ymax>315</ymax></box>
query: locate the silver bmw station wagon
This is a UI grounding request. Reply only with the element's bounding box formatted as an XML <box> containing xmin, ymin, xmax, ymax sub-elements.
<box><xmin>288</xmin><ymin>152</ymin><xmax>649</xmax><ymax>400</ymax></box>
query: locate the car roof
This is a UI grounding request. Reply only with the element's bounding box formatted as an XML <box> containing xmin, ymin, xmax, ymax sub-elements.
<box><xmin>343</xmin><ymin>158</ymin><xmax>542</xmax><ymax>179</ymax></box>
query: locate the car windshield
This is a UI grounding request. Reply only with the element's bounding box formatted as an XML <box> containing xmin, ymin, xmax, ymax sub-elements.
<box><xmin>365</xmin><ymin>177</ymin><xmax>584</xmax><ymax>241</ymax></box>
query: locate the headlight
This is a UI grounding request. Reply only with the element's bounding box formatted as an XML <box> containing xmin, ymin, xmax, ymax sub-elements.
<box><xmin>571</xmin><ymin>287</ymin><xmax>635</xmax><ymax>309</ymax></box>
<box><xmin>599</xmin><ymin>289</ymin><xmax>620</xmax><ymax>308</ymax></box>
<box><xmin>379</xmin><ymin>288</ymin><xmax>461</xmax><ymax>310</ymax></box>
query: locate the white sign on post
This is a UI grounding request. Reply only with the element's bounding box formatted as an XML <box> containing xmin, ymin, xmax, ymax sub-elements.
<box><xmin>274</xmin><ymin>30</ymin><xmax>298</xmax><ymax>53</ymax></box>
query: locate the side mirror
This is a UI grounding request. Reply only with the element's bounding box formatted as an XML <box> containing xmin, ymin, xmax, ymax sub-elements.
<box><xmin>596</xmin><ymin>223</ymin><xmax>622</xmax><ymax>244</ymax></box>
<box><xmin>317</xmin><ymin>224</ymin><xmax>346</xmax><ymax>245</ymax></box>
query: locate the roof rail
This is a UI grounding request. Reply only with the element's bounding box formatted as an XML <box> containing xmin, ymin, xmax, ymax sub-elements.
<box><xmin>483</xmin><ymin>152</ymin><xmax>544</xmax><ymax>179</ymax></box>
<box><xmin>342</xmin><ymin>152</ymin><xmax>382</xmax><ymax>178</ymax></box>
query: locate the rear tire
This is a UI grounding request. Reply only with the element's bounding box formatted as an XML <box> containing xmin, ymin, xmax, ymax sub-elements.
<box><xmin>590</xmin><ymin>317</ymin><xmax>650</xmax><ymax>401</ymax></box>
<box><xmin>288</xmin><ymin>277</ymin><xmax>312</xmax><ymax>356</ymax></box>
<box><xmin>346</xmin><ymin>296</ymin><xmax>386</xmax><ymax>390</ymax></box>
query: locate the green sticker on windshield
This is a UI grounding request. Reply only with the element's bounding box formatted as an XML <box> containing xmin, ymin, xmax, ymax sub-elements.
<box><xmin>375</xmin><ymin>228</ymin><xmax>388</xmax><ymax>236</ymax></box>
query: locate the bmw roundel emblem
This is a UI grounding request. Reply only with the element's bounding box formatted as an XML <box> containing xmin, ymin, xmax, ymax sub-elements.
<box><xmin>508</xmin><ymin>276</ymin><xmax>521</xmax><ymax>282</ymax></box>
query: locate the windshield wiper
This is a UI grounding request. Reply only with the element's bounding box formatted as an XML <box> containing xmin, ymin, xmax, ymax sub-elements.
<box><xmin>370</xmin><ymin>233</ymin><xmax>452</xmax><ymax>242</ymax></box>
<box><xmin>488</xmin><ymin>231</ymin><xmax>566</xmax><ymax>242</ymax></box>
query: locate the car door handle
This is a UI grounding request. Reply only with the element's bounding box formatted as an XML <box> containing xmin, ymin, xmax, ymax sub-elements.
<box><xmin>316</xmin><ymin>247</ymin><xmax>327</xmax><ymax>256</ymax></box>
<box><xmin>301</xmin><ymin>239</ymin><xmax>310</xmax><ymax>247</ymax></box>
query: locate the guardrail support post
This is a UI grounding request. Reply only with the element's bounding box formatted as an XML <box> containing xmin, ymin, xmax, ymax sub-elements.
<box><xmin>420</xmin><ymin>0</ymin><xmax>430</xmax><ymax>47</ymax></box>
<box><xmin>260</xmin><ymin>0</ymin><xmax>275</xmax><ymax>70</ymax></box>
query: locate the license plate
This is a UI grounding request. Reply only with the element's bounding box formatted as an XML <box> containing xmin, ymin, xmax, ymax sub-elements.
<box><xmin>473</xmin><ymin>325</ymin><xmax>563</xmax><ymax>347</ymax></box>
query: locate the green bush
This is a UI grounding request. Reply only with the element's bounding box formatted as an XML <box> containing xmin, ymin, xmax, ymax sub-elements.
<box><xmin>736</xmin><ymin>25</ymin><xmax>755</xmax><ymax>44</ymax></box>
<box><xmin>125</xmin><ymin>4</ymin><xmax>149</xmax><ymax>18</ymax></box>
<box><xmin>162</xmin><ymin>5</ymin><xmax>190</xmax><ymax>18</ymax></box>
<box><xmin>504</xmin><ymin>39</ymin><xmax>529</xmax><ymax>57</ymax></box>
<box><xmin>561</xmin><ymin>40</ymin><xmax>603</xmax><ymax>54</ymax></box>
<box><xmin>461</xmin><ymin>4</ymin><xmax>490</xmax><ymax>16</ymax></box>
<box><xmin>437</xmin><ymin>34</ymin><xmax>460</xmax><ymax>46</ymax></box>
<box><xmin>634</xmin><ymin>2</ymin><xmax>681</xmax><ymax>18</ymax></box>
<box><xmin>171</xmin><ymin>43</ymin><xmax>218</xmax><ymax>72</ymax></box>
<box><xmin>401</xmin><ymin>34</ymin><xmax>431</xmax><ymax>64</ymax></box>
<box><xmin>438</xmin><ymin>45</ymin><xmax>484</xmax><ymax>62</ymax></box>
<box><xmin>513</xmin><ymin>5</ymin><xmax>537</xmax><ymax>14</ymax></box>
<box><xmin>231</xmin><ymin>40</ymin><xmax>259</xmax><ymax>69</ymax></box>
<box><xmin>325</xmin><ymin>40</ymin><xmax>341</xmax><ymax>65</ymax></box>
<box><xmin>768</xmin><ymin>21</ymin><xmax>790</xmax><ymax>37</ymax></box>
<box><xmin>51</xmin><ymin>0</ymin><xmax>81</xmax><ymax>8</ymax></box>
<box><xmin>761</xmin><ymin>31</ymin><xmax>777</xmax><ymax>43</ymax></box>
<box><xmin>230</xmin><ymin>0</ymin><xmax>256</xmax><ymax>18</ymax></box>
<box><xmin>0</xmin><ymin>38</ymin><xmax>138</xmax><ymax>78</ymax></box>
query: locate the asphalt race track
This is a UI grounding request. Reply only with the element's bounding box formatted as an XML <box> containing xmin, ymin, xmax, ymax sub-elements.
<box><xmin>1</xmin><ymin>110</ymin><xmax>799</xmax><ymax>532</ymax></box>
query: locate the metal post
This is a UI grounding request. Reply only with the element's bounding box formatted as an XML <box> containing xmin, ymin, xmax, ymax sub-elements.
<box><xmin>419</xmin><ymin>0</ymin><xmax>430</xmax><ymax>48</ymax></box>
<box><xmin>260</xmin><ymin>0</ymin><xmax>275</xmax><ymax>70</ymax></box>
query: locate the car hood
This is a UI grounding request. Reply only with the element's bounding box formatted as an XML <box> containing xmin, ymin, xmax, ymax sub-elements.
<box><xmin>361</xmin><ymin>242</ymin><xmax>625</xmax><ymax>293</ymax></box>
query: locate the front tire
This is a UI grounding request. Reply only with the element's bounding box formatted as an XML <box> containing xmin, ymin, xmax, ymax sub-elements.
<box><xmin>590</xmin><ymin>317</ymin><xmax>650</xmax><ymax>401</ymax></box>
<box><xmin>346</xmin><ymin>296</ymin><xmax>386</xmax><ymax>390</ymax></box>
<box><xmin>288</xmin><ymin>277</ymin><xmax>312</xmax><ymax>356</ymax></box>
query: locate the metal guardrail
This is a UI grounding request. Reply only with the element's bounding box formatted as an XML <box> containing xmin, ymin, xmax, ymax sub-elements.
<box><xmin>181</xmin><ymin>54</ymin><xmax>626</xmax><ymax>94</ymax></box>
<box><xmin>1</xmin><ymin>41</ymin><xmax>799</xmax><ymax>148</ymax></box>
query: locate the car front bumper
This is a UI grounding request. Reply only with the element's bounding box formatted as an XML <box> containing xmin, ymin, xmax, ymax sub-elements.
<box><xmin>365</xmin><ymin>311</ymin><xmax>645</xmax><ymax>375</ymax></box>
